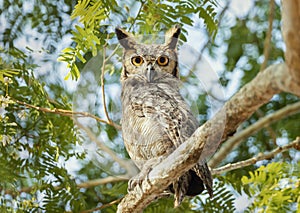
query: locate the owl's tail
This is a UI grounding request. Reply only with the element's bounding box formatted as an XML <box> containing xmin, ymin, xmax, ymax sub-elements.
<box><xmin>168</xmin><ymin>163</ymin><xmax>213</xmax><ymax>207</ymax></box>
<box><xmin>192</xmin><ymin>163</ymin><xmax>213</xmax><ymax>198</ymax></box>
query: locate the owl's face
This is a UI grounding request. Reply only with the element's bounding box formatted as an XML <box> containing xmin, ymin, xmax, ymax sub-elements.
<box><xmin>116</xmin><ymin>26</ymin><xmax>181</xmax><ymax>82</ymax></box>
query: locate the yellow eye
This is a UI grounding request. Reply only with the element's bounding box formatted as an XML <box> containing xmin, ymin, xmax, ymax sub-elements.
<box><xmin>131</xmin><ymin>56</ymin><xmax>144</xmax><ymax>66</ymax></box>
<box><xmin>157</xmin><ymin>55</ymin><xmax>169</xmax><ymax>66</ymax></box>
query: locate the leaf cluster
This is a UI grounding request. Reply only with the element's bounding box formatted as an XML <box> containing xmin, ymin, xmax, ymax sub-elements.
<box><xmin>58</xmin><ymin>0</ymin><xmax>119</xmax><ymax>80</ymax></box>
<box><xmin>193</xmin><ymin>180</ymin><xmax>236</xmax><ymax>213</ymax></box>
<box><xmin>58</xmin><ymin>0</ymin><xmax>218</xmax><ymax>80</ymax></box>
<box><xmin>242</xmin><ymin>162</ymin><xmax>300</xmax><ymax>212</ymax></box>
<box><xmin>0</xmin><ymin>0</ymin><xmax>76</xmax><ymax>52</ymax></box>
<box><xmin>135</xmin><ymin>0</ymin><xmax>218</xmax><ymax>37</ymax></box>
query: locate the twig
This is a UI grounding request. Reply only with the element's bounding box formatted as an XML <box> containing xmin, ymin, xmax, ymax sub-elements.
<box><xmin>80</xmin><ymin>197</ymin><xmax>123</xmax><ymax>213</ymax></box>
<box><xmin>256</xmin><ymin>109</ymin><xmax>277</xmax><ymax>145</ymax></box>
<box><xmin>106</xmin><ymin>44</ymin><xmax>120</xmax><ymax>62</ymax></box>
<box><xmin>0</xmin><ymin>186</ymin><xmax>33</xmax><ymax>197</ymax></box>
<box><xmin>100</xmin><ymin>45</ymin><xmax>112</xmax><ymax>124</ymax></box>
<box><xmin>209</xmin><ymin>101</ymin><xmax>300</xmax><ymax>168</ymax></box>
<box><xmin>77</xmin><ymin>175</ymin><xmax>129</xmax><ymax>188</ymax></box>
<box><xmin>128</xmin><ymin>1</ymin><xmax>145</xmax><ymax>32</ymax></box>
<box><xmin>75</xmin><ymin>120</ymin><xmax>138</xmax><ymax>176</ymax></box>
<box><xmin>1</xmin><ymin>175</ymin><xmax>128</xmax><ymax>197</ymax></box>
<box><xmin>260</xmin><ymin>0</ymin><xmax>275</xmax><ymax>72</ymax></box>
<box><xmin>185</xmin><ymin>2</ymin><xmax>229</xmax><ymax>78</ymax></box>
<box><xmin>12</xmin><ymin>98</ymin><xmax>121</xmax><ymax>130</ymax></box>
<box><xmin>212</xmin><ymin>137</ymin><xmax>300</xmax><ymax>175</ymax></box>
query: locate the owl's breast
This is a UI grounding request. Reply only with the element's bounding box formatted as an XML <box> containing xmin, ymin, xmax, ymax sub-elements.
<box><xmin>121</xmin><ymin>80</ymin><xmax>176</xmax><ymax>167</ymax></box>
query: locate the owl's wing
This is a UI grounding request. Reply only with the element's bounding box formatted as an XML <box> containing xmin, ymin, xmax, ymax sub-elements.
<box><xmin>128</xmin><ymin>84</ymin><xmax>213</xmax><ymax>197</ymax></box>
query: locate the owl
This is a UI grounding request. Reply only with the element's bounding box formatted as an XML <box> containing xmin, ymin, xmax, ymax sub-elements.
<box><xmin>116</xmin><ymin>25</ymin><xmax>213</xmax><ymax>207</ymax></box>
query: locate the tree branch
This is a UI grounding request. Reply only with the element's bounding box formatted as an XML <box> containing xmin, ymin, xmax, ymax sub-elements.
<box><xmin>80</xmin><ymin>198</ymin><xmax>123</xmax><ymax>213</ymax></box>
<box><xmin>281</xmin><ymin>0</ymin><xmax>300</xmax><ymax>83</ymax></box>
<box><xmin>12</xmin><ymin>98</ymin><xmax>121</xmax><ymax>130</ymax></box>
<box><xmin>75</xmin><ymin>120</ymin><xmax>138</xmax><ymax>177</ymax></box>
<box><xmin>100</xmin><ymin>45</ymin><xmax>112</xmax><ymax>124</ymax></box>
<box><xmin>255</xmin><ymin>109</ymin><xmax>278</xmax><ymax>146</ymax></box>
<box><xmin>209</xmin><ymin>101</ymin><xmax>300</xmax><ymax>168</ymax></box>
<box><xmin>212</xmin><ymin>137</ymin><xmax>300</xmax><ymax>175</ymax></box>
<box><xmin>1</xmin><ymin>175</ymin><xmax>129</xmax><ymax>197</ymax></box>
<box><xmin>260</xmin><ymin>0</ymin><xmax>275</xmax><ymax>71</ymax></box>
<box><xmin>77</xmin><ymin>175</ymin><xmax>129</xmax><ymax>188</ymax></box>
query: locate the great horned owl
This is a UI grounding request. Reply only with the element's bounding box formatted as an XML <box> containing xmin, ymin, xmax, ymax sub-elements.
<box><xmin>116</xmin><ymin>25</ymin><xmax>213</xmax><ymax>207</ymax></box>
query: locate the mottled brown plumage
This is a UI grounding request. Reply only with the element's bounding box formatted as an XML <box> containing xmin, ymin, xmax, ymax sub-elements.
<box><xmin>116</xmin><ymin>25</ymin><xmax>213</xmax><ymax>207</ymax></box>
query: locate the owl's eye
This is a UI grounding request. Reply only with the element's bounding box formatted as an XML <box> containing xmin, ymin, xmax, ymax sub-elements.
<box><xmin>131</xmin><ymin>56</ymin><xmax>144</xmax><ymax>66</ymax></box>
<box><xmin>157</xmin><ymin>55</ymin><xmax>169</xmax><ymax>66</ymax></box>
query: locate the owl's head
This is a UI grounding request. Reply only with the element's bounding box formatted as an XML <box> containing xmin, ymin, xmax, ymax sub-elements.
<box><xmin>115</xmin><ymin>26</ymin><xmax>181</xmax><ymax>82</ymax></box>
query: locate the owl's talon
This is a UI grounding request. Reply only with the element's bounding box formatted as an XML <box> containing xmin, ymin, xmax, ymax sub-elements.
<box><xmin>127</xmin><ymin>164</ymin><xmax>153</xmax><ymax>193</ymax></box>
<box><xmin>127</xmin><ymin>175</ymin><xmax>145</xmax><ymax>193</ymax></box>
<box><xmin>128</xmin><ymin>177</ymin><xmax>141</xmax><ymax>192</ymax></box>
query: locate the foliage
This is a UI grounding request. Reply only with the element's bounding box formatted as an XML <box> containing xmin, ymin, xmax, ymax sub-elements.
<box><xmin>0</xmin><ymin>0</ymin><xmax>76</xmax><ymax>51</ymax></box>
<box><xmin>242</xmin><ymin>162</ymin><xmax>300</xmax><ymax>212</ymax></box>
<box><xmin>58</xmin><ymin>0</ymin><xmax>218</xmax><ymax>80</ymax></box>
<box><xmin>144</xmin><ymin>196</ymin><xmax>195</xmax><ymax>213</ymax></box>
<box><xmin>0</xmin><ymin>46</ymin><xmax>86</xmax><ymax>211</ymax></box>
<box><xmin>0</xmin><ymin>0</ymin><xmax>299</xmax><ymax>212</ymax></box>
<box><xmin>193</xmin><ymin>180</ymin><xmax>236</xmax><ymax>213</ymax></box>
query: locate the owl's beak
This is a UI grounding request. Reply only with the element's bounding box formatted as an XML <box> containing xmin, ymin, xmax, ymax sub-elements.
<box><xmin>146</xmin><ymin>64</ymin><xmax>155</xmax><ymax>82</ymax></box>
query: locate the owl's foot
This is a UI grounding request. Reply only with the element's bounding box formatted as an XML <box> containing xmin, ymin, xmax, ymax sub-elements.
<box><xmin>127</xmin><ymin>157</ymin><xmax>164</xmax><ymax>193</ymax></box>
<box><xmin>127</xmin><ymin>166</ymin><xmax>152</xmax><ymax>192</ymax></box>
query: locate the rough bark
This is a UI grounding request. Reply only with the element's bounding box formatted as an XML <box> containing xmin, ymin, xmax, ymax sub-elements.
<box><xmin>117</xmin><ymin>1</ymin><xmax>300</xmax><ymax>212</ymax></box>
<box><xmin>282</xmin><ymin>0</ymin><xmax>300</xmax><ymax>84</ymax></box>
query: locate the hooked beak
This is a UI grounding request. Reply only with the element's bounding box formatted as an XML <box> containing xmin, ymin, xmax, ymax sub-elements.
<box><xmin>146</xmin><ymin>64</ymin><xmax>154</xmax><ymax>82</ymax></box>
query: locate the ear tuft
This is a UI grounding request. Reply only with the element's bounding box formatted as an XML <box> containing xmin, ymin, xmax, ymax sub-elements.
<box><xmin>115</xmin><ymin>27</ymin><xmax>129</xmax><ymax>40</ymax></box>
<box><xmin>165</xmin><ymin>25</ymin><xmax>181</xmax><ymax>49</ymax></box>
<box><xmin>115</xmin><ymin>27</ymin><xmax>137</xmax><ymax>49</ymax></box>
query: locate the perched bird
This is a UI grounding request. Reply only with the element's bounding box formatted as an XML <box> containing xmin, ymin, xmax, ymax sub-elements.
<box><xmin>116</xmin><ymin>25</ymin><xmax>213</xmax><ymax>207</ymax></box>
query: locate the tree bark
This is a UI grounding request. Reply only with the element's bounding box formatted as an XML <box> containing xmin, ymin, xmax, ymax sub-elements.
<box><xmin>117</xmin><ymin>1</ymin><xmax>300</xmax><ymax>212</ymax></box>
<box><xmin>282</xmin><ymin>0</ymin><xmax>300</xmax><ymax>84</ymax></box>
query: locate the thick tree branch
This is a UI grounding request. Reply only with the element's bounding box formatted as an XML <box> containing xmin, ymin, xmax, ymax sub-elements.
<box><xmin>117</xmin><ymin>63</ymin><xmax>300</xmax><ymax>212</ymax></box>
<box><xmin>209</xmin><ymin>101</ymin><xmax>300</xmax><ymax>168</ymax></box>
<box><xmin>212</xmin><ymin>137</ymin><xmax>300</xmax><ymax>175</ymax></box>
